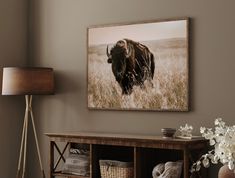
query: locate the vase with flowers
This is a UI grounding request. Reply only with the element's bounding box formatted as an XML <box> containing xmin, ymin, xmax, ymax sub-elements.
<box><xmin>191</xmin><ymin>118</ymin><xmax>235</xmax><ymax>178</ymax></box>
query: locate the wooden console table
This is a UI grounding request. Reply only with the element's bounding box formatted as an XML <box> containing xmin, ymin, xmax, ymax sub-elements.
<box><xmin>46</xmin><ymin>132</ymin><xmax>208</xmax><ymax>178</ymax></box>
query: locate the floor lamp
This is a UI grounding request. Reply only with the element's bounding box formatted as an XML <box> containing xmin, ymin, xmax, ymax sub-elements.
<box><xmin>1</xmin><ymin>67</ymin><xmax>54</xmax><ymax>178</ymax></box>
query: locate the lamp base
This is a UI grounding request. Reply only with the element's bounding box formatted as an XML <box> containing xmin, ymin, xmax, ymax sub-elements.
<box><xmin>16</xmin><ymin>95</ymin><xmax>45</xmax><ymax>178</ymax></box>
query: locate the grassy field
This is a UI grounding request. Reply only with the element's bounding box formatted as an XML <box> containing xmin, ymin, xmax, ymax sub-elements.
<box><xmin>88</xmin><ymin>38</ymin><xmax>188</xmax><ymax>111</ymax></box>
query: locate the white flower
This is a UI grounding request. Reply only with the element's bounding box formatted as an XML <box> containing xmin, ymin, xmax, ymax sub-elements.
<box><xmin>200</xmin><ymin>127</ymin><xmax>206</xmax><ymax>134</ymax></box>
<box><xmin>179</xmin><ymin>123</ymin><xmax>193</xmax><ymax>137</ymax></box>
<box><xmin>196</xmin><ymin>161</ymin><xmax>201</xmax><ymax>171</ymax></box>
<box><xmin>210</xmin><ymin>154</ymin><xmax>219</xmax><ymax>164</ymax></box>
<box><xmin>202</xmin><ymin>155</ymin><xmax>210</xmax><ymax>168</ymax></box>
<box><xmin>228</xmin><ymin>161</ymin><xmax>234</xmax><ymax>170</ymax></box>
<box><xmin>215</xmin><ymin>118</ymin><xmax>222</xmax><ymax>125</ymax></box>
<box><xmin>191</xmin><ymin>118</ymin><xmax>235</xmax><ymax>172</ymax></box>
<box><xmin>209</xmin><ymin>139</ymin><xmax>216</xmax><ymax>146</ymax></box>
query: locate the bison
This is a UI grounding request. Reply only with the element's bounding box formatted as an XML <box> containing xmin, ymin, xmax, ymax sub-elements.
<box><xmin>106</xmin><ymin>39</ymin><xmax>155</xmax><ymax>95</ymax></box>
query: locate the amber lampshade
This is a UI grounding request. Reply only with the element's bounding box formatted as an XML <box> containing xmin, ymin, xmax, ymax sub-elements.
<box><xmin>2</xmin><ymin>67</ymin><xmax>54</xmax><ymax>95</ymax></box>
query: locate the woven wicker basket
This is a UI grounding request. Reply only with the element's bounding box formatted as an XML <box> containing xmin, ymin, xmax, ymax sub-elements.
<box><xmin>99</xmin><ymin>160</ymin><xmax>134</xmax><ymax>178</ymax></box>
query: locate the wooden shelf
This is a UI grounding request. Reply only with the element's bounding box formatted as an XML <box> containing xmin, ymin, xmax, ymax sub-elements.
<box><xmin>53</xmin><ymin>171</ymin><xmax>90</xmax><ymax>178</ymax></box>
<box><xmin>47</xmin><ymin>132</ymin><xmax>208</xmax><ymax>178</ymax></box>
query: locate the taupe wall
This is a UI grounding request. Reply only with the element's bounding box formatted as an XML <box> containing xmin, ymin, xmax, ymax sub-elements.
<box><xmin>27</xmin><ymin>0</ymin><xmax>234</xmax><ymax>177</ymax></box>
<box><xmin>0</xmin><ymin>0</ymin><xmax>28</xmax><ymax>177</ymax></box>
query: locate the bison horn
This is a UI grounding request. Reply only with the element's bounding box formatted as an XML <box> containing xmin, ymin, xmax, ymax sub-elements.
<box><xmin>106</xmin><ymin>45</ymin><xmax>111</xmax><ymax>58</ymax></box>
<box><xmin>126</xmin><ymin>44</ymin><xmax>133</xmax><ymax>58</ymax></box>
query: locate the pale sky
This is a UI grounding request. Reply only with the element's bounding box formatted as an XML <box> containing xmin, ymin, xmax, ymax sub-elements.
<box><xmin>88</xmin><ymin>20</ymin><xmax>187</xmax><ymax>45</ymax></box>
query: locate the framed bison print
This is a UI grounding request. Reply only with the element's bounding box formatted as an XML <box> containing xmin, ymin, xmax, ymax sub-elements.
<box><xmin>87</xmin><ymin>18</ymin><xmax>189</xmax><ymax>111</ymax></box>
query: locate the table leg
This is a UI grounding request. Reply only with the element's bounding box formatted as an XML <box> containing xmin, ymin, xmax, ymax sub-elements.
<box><xmin>184</xmin><ymin>149</ymin><xmax>189</xmax><ymax>178</ymax></box>
<box><xmin>50</xmin><ymin>141</ymin><xmax>55</xmax><ymax>178</ymax></box>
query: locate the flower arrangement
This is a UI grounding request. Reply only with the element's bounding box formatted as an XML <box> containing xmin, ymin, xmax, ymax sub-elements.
<box><xmin>179</xmin><ymin>123</ymin><xmax>193</xmax><ymax>138</ymax></box>
<box><xmin>191</xmin><ymin>118</ymin><xmax>235</xmax><ymax>173</ymax></box>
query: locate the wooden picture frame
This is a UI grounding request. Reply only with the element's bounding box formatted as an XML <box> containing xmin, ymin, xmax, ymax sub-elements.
<box><xmin>87</xmin><ymin>17</ymin><xmax>189</xmax><ymax>111</ymax></box>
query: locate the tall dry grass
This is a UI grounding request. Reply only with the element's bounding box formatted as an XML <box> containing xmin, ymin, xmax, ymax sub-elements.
<box><xmin>88</xmin><ymin>39</ymin><xmax>188</xmax><ymax>111</ymax></box>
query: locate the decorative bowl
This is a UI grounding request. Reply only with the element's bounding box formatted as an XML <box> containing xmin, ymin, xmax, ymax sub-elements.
<box><xmin>161</xmin><ymin>128</ymin><xmax>176</xmax><ymax>138</ymax></box>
